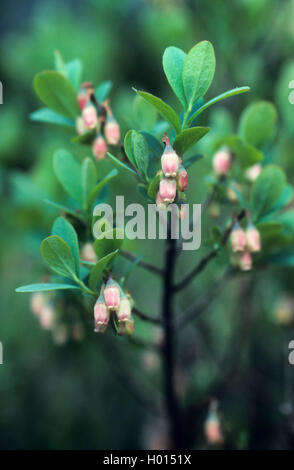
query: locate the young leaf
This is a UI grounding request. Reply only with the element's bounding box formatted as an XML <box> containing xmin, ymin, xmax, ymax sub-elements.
<box><xmin>89</xmin><ymin>250</ymin><xmax>119</xmax><ymax>291</ymax></box>
<box><xmin>72</xmin><ymin>129</ymin><xmax>96</xmax><ymax>145</ymax></box>
<box><xmin>16</xmin><ymin>283</ymin><xmax>80</xmax><ymax>293</ymax></box>
<box><xmin>94</xmin><ymin>229</ymin><xmax>124</xmax><ymax>259</ymax></box>
<box><xmin>136</xmin><ymin>91</ymin><xmax>181</xmax><ymax>135</ymax></box>
<box><xmin>87</xmin><ymin>169</ymin><xmax>118</xmax><ymax>207</ymax></box>
<box><xmin>54</xmin><ymin>50</ymin><xmax>67</xmax><ymax>76</ymax></box>
<box><xmin>132</xmin><ymin>131</ymin><xmax>149</xmax><ymax>176</ymax></box>
<box><xmin>163</xmin><ymin>46</ymin><xmax>187</xmax><ymax>107</ymax></box>
<box><xmin>183</xmin><ymin>154</ymin><xmax>204</xmax><ymax>169</ymax></box>
<box><xmin>250</xmin><ymin>165</ymin><xmax>286</xmax><ymax>221</ymax></box>
<box><xmin>239</xmin><ymin>101</ymin><xmax>277</xmax><ymax>148</ymax></box>
<box><xmin>107</xmin><ymin>152</ymin><xmax>137</xmax><ymax>175</ymax></box>
<box><xmin>183</xmin><ymin>41</ymin><xmax>216</xmax><ymax>110</ymax></box>
<box><xmin>66</xmin><ymin>59</ymin><xmax>82</xmax><ymax>90</ymax></box>
<box><xmin>29</xmin><ymin>108</ymin><xmax>75</xmax><ymax>128</ymax></box>
<box><xmin>33</xmin><ymin>71</ymin><xmax>80</xmax><ymax>118</ymax></box>
<box><xmin>173</xmin><ymin>127</ymin><xmax>209</xmax><ymax>155</ymax></box>
<box><xmin>52</xmin><ymin>217</ymin><xmax>80</xmax><ymax>276</ymax></box>
<box><xmin>187</xmin><ymin>87</ymin><xmax>250</xmax><ymax>125</ymax></box>
<box><xmin>124</xmin><ymin>130</ymin><xmax>137</xmax><ymax>166</ymax></box>
<box><xmin>147</xmin><ymin>173</ymin><xmax>161</xmax><ymax>200</ymax></box>
<box><xmin>95</xmin><ymin>81</ymin><xmax>113</xmax><ymax>103</ymax></box>
<box><xmin>82</xmin><ymin>157</ymin><xmax>97</xmax><ymax>209</ymax></box>
<box><xmin>40</xmin><ymin>236</ymin><xmax>77</xmax><ymax>279</ymax></box>
<box><xmin>53</xmin><ymin>149</ymin><xmax>83</xmax><ymax>204</ymax></box>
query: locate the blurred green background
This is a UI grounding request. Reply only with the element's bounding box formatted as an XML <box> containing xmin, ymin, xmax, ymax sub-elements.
<box><xmin>1</xmin><ymin>0</ymin><xmax>294</xmax><ymax>449</ymax></box>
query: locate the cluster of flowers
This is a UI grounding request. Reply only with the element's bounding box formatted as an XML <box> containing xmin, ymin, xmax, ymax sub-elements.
<box><xmin>156</xmin><ymin>135</ymin><xmax>188</xmax><ymax>211</ymax></box>
<box><xmin>76</xmin><ymin>82</ymin><xmax>120</xmax><ymax>160</ymax></box>
<box><xmin>230</xmin><ymin>219</ymin><xmax>261</xmax><ymax>271</ymax></box>
<box><xmin>213</xmin><ymin>147</ymin><xmax>262</xmax><ymax>183</ymax></box>
<box><xmin>30</xmin><ymin>292</ymin><xmax>84</xmax><ymax>345</ymax></box>
<box><xmin>94</xmin><ymin>276</ymin><xmax>134</xmax><ymax>335</ymax></box>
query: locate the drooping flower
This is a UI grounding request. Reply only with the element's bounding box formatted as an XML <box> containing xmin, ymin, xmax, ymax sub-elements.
<box><xmin>104</xmin><ymin>277</ymin><xmax>120</xmax><ymax>311</ymax></box>
<box><xmin>117</xmin><ymin>295</ymin><xmax>132</xmax><ymax>322</ymax></box>
<box><xmin>30</xmin><ymin>292</ymin><xmax>45</xmax><ymax>316</ymax></box>
<box><xmin>246</xmin><ymin>223</ymin><xmax>261</xmax><ymax>253</ymax></box>
<box><xmin>238</xmin><ymin>250</ymin><xmax>252</xmax><ymax>271</ymax></box>
<box><xmin>230</xmin><ymin>222</ymin><xmax>246</xmax><ymax>252</ymax></box>
<box><xmin>105</xmin><ymin>117</ymin><xmax>120</xmax><ymax>145</ymax></box>
<box><xmin>245</xmin><ymin>164</ymin><xmax>262</xmax><ymax>182</ymax></box>
<box><xmin>204</xmin><ymin>400</ymin><xmax>224</xmax><ymax>445</ymax></box>
<box><xmin>82</xmin><ymin>102</ymin><xmax>98</xmax><ymax>129</ymax></box>
<box><xmin>177</xmin><ymin>166</ymin><xmax>188</xmax><ymax>192</ymax></box>
<box><xmin>77</xmin><ymin>88</ymin><xmax>90</xmax><ymax>110</ymax></box>
<box><xmin>156</xmin><ymin>192</ymin><xmax>167</xmax><ymax>210</ymax></box>
<box><xmin>212</xmin><ymin>148</ymin><xmax>231</xmax><ymax>175</ymax></box>
<box><xmin>92</xmin><ymin>134</ymin><xmax>107</xmax><ymax>160</ymax></box>
<box><xmin>80</xmin><ymin>243</ymin><xmax>98</xmax><ymax>264</ymax></box>
<box><xmin>161</xmin><ymin>135</ymin><xmax>179</xmax><ymax>177</ymax></box>
<box><xmin>39</xmin><ymin>303</ymin><xmax>55</xmax><ymax>330</ymax></box>
<box><xmin>94</xmin><ymin>292</ymin><xmax>109</xmax><ymax>333</ymax></box>
<box><xmin>76</xmin><ymin>116</ymin><xmax>87</xmax><ymax>135</ymax></box>
<box><xmin>159</xmin><ymin>178</ymin><xmax>177</xmax><ymax>203</ymax></box>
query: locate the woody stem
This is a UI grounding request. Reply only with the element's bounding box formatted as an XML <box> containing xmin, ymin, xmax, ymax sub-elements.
<box><xmin>162</xmin><ymin>217</ymin><xmax>182</xmax><ymax>448</ymax></box>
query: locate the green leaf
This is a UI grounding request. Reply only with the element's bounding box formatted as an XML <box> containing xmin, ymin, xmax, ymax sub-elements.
<box><xmin>52</xmin><ymin>217</ymin><xmax>80</xmax><ymax>276</ymax></box>
<box><xmin>82</xmin><ymin>158</ymin><xmax>97</xmax><ymax>209</ymax></box>
<box><xmin>223</xmin><ymin>136</ymin><xmax>263</xmax><ymax>167</ymax></box>
<box><xmin>141</xmin><ymin>132</ymin><xmax>163</xmax><ymax>158</ymax></box>
<box><xmin>33</xmin><ymin>71</ymin><xmax>79</xmax><ymax>118</ymax></box>
<box><xmin>89</xmin><ymin>250</ymin><xmax>119</xmax><ymax>291</ymax></box>
<box><xmin>53</xmin><ymin>149</ymin><xmax>83</xmax><ymax>204</ymax></box>
<box><xmin>95</xmin><ymin>81</ymin><xmax>113</xmax><ymax>102</ymax></box>
<box><xmin>132</xmin><ymin>131</ymin><xmax>149</xmax><ymax>176</ymax></box>
<box><xmin>40</xmin><ymin>236</ymin><xmax>77</xmax><ymax>279</ymax></box>
<box><xmin>16</xmin><ymin>283</ymin><xmax>80</xmax><ymax>293</ymax></box>
<box><xmin>54</xmin><ymin>50</ymin><xmax>67</xmax><ymax>76</ymax></box>
<box><xmin>124</xmin><ymin>130</ymin><xmax>137</xmax><ymax>166</ymax></box>
<box><xmin>147</xmin><ymin>173</ymin><xmax>161</xmax><ymax>200</ymax></box>
<box><xmin>250</xmin><ymin>165</ymin><xmax>286</xmax><ymax>221</ymax></box>
<box><xmin>163</xmin><ymin>46</ymin><xmax>187</xmax><ymax>107</ymax></box>
<box><xmin>136</xmin><ymin>91</ymin><xmax>181</xmax><ymax>135</ymax></box>
<box><xmin>66</xmin><ymin>59</ymin><xmax>82</xmax><ymax>90</ymax></box>
<box><xmin>44</xmin><ymin>199</ymin><xmax>85</xmax><ymax>222</ymax></box>
<box><xmin>173</xmin><ymin>127</ymin><xmax>209</xmax><ymax>155</ymax></box>
<box><xmin>107</xmin><ymin>152</ymin><xmax>137</xmax><ymax>175</ymax></box>
<box><xmin>183</xmin><ymin>154</ymin><xmax>204</xmax><ymax>169</ymax></box>
<box><xmin>183</xmin><ymin>41</ymin><xmax>216</xmax><ymax>110</ymax></box>
<box><xmin>87</xmin><ymin>169</ymin><xmax>118</xmax><ymax>207</ymax></box>
<box><xmin>29</xmin><ymin>108</ymin><xmax>75</xmax><ymax>128</ymax></box>
<box><xmin>187</xmin><ymin>87</ymin><xmax>250</xmax><ymax>125</ymax></box>
<box><xmin>133</xmin><ymin>95</ymin><xmax>157</xmax><ymax>131</ymax></box>
<box><xmin>94</xmin><ymin>229</ymin><xmax>124</xmax><ymax>259</ymax></box>
<box><xmin>268</xmin><ymin>251</ymin><xmax>294</xmax><ymax>267</ymax></box>
<box><xmin>239</xmin><ymin>101</ymin><xmax>277</xmax><ymax>148</ymax></box>
<box><xmin>257</xmin><ymin>221</ymin><xmax>283</xmax><ymax>239</ymax></box>
<box><xmin>72</xmin><ymin>130</ymin><xmax>96</xmax><ymax>145</ymax></box>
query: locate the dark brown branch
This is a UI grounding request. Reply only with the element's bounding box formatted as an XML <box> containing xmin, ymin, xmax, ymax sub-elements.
<box><xmin>174</xmin><ymin>209</ymin><xmax>246</xmax><ymax>292</ymax></box>
<box><xmin>132</xmin><ymin>306</ymin><xmax>163</xmax><ymax>325</ymax></box>
<box><xmin>120</xmin><ymin>249</ymin><xmax>163</xmax><ymax>276</ymax></box>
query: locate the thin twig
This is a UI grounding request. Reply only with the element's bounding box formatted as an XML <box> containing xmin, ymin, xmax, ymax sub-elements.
<box><xmin>174</xmin><ymin>209</ymin><xmax>246</xmax><ymax>292</ymax></box>
<box><xmin>133</xmin><ymin>306</ymin><xmax>163</xmax><ymax>325</ymax></box>
<box><xmin>120</xmin><ymin>249</ymin><xmax>163</xmax><ymax>276</ymax></box>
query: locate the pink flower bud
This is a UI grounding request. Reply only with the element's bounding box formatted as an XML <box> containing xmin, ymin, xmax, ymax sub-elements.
<box><xmin>94</xmin><ymin>294</ymin><xmax>109</xmax><ymax>333</ymax></box>
<box><xmin>246</xmin><ymin>224</ymin><xmax>261</xmax><ymax>253</ymax></box>
<box><xmin>204</xmin><ymin>413</ymin><xmax>223</xmax><ymax>445</ymax></box>
<box><xmin>104</xmin><ymin>277</ymin><xmax>120</xmax><ymax>311</ymax></box>
<box><xmin>177</xmin><ymin>166</ymin><xmax>188</xmax><ymax>192</ymax></box>
<box><xmin>238</xmin><ymin>250</ymin><xmax>252</xmax><ymax>271</ymax></box>
<box><xmin>82</xmin><ymin>103</ymin><xmax>98</xmax><ymax>130</ymax></box>
<box><xmin>92</xmin><ymin>134</ymin><xmax>107</xmax><ymax>160</ymax></box>
<box><xmin>227</xmin><ymin>183</ymin><xmax>240</xmax><ymax>203</ymax></box>
<box><xmin>213</xmin><ymin>148</ymin><xmax>231</xmax><ymax>175</ymax></box>
<box><xmin>178</xmin><ymin>205</ymin><xmax>187</xmax><ymax>221</ymax></box>
<box><xmin>230</xmin><ymin>222</ymin><xmax>246</xmax><ymax>252</ymax></box>
<box><xmin>161</xmin><ymin>136</ymin><xmax>179</xmax><ymax>177</ymax></box>
<box><xmin>117</xmin><ymin>296</ymin><xmax>131</xmax><ymax>322</ymax></box>
<box><xmin>156</xmin><ymin>192</ymin><xmax>167</xmax><ymax>210</ymax></box>
<box><xmin>30</xmin><ymin>292</ymin><xmax>45</xmax><ymax>316</ymax></box>
<box><xmin>159</xmin><ymin>178</ymin><xmax>177</xmax><ymax>203</ymax></box>
<box><xmin>105</xmin><ymin>118</ymin><xmax>120</xmax><ymax>145</ymax></box>
<box><xmin>117</xmin><ymin>317</ymin><xmax>135</xmax><ymax>336</ymax></box>
<box><xmin>53</xmin><ymin>324</ymin><xmax>68</xmax><ymax>345</ymax></box>
<box><xmin>80</xmin><ymin>243</ymin><xmax>98</xmax><ymax>264</ymax></box>
<box><xmin>39</xmin><ymin>304</ymin><xmax>55</xmax><ymax>330</ymax></box>
<box><xmin>76</xmin><ymin>116</ymin><xmax>87</xmax><ymax>135</ymax></box>
<box><xmin>245</xmin><ymin>164</ymin><xmax>262</xmax><ymax>182</ymax></box>
<box><xmin>77</xmin><ymin>88</ymin><xmax>89</xmax><ymax>110</ymax></box>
